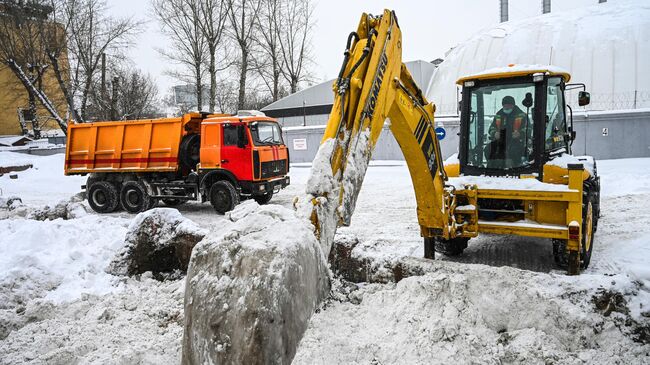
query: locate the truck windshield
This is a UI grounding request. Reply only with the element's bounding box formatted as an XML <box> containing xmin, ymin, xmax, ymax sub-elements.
<box><xmin>466</xmin><ymin>81</ymin><xmax>536</xmax><ymax>170</ymax></box>
<box><xmin>251</xmin><ymin>122</ymin><xmax>283</xmax><ymax>146</ymax></box>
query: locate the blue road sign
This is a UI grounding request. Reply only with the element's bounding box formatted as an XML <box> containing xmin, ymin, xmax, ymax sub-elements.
<box><xmin>435</xmin><ymin>127</ymin><xmax>446</xmax><ymax>140</ymax></box>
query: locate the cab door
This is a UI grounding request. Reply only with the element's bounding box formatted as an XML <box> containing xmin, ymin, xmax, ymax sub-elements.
<box><xmin>220</xmin><ymin>123</ymin><xmax>252</xmax><ymax>181</ymax></box>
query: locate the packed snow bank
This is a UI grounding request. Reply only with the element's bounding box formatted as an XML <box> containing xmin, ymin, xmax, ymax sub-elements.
<box><xmin>182</xmin><ymin>201</ymin><xmax>330</xmax><ymax>364</ymax></box>
<box><xmin>0</xmin><ymin>275</ymin><xmax>184</xmax><ymax>365</ymax></box>
<box><xmin>598</xmin><ymin>158</ymin><xmax>650</xmax><ymax>197</ymax></box>
<box><xmin>295</xmin><ymin>262</ymin><xmax>650</xmax><ymax>364</ymax></box>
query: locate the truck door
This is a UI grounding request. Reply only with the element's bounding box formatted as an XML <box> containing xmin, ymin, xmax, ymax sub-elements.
<box><xmin>220</xmin><ymin>123</ymin><xmax>253</xmax><ymax>181</ymax></box>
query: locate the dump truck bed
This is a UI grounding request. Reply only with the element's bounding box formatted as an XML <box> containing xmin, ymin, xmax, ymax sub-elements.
<box><xmin>65</xmin><ymin>117</ymin><xmax>184</xmax><ymax>175</ymax></box>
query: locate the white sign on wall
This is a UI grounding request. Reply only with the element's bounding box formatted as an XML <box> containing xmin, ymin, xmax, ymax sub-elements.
<box><xmin>602</xmin><ymin>128</ymin><xmax>609</xmax><ymax>137</ymax></box>
<box><xmin>293</xmin><ymin>138</ymin><xmax>307</xmax><ymax>150</ymax></box>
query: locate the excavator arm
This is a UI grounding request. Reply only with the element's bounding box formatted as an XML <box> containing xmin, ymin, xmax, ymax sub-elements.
<box><xmin>303</xmin><ymin>10</ymin><xmax>478</xmax><ymax>255</ymax></box>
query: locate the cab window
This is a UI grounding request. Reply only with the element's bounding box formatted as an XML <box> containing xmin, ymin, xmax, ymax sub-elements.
<box><xmin>545</xmin><ymin>77</ymin><xmax>568</xmax><ymax>152</ymax></box>
<box><xmin>251</xmin><ymin>122</ymin><xmax>283</xmax><ymax>146</ymax></box>
<box><xmin>223</xmin><ymin>125</ymin><xmax>239</xmax><ymax>146</ymax></box>
<box><xmin>466</xmin><ymin>82</ymin><xmax>535</xmax><ymax>170</ymax></box>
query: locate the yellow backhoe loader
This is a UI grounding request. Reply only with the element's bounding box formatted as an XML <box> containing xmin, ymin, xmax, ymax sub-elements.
<box><xmin>307</xmin><ymin>9</ymin><xmax>599</xmax><ymax>275</ymax></box>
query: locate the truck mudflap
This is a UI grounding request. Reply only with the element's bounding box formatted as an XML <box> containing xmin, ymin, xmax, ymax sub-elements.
<box><xmin>251</xmin><ymin>176</ymin><xmax>290</xmax><ymax>195</ymax></box>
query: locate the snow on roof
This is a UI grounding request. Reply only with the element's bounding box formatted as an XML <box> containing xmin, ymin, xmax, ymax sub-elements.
<box><xmin>0</xmin><ymin>135</ymin><xmax>32</xmax><ymax>147</ymax></box>
<box><xmin>427</xmin><ymin>0</ymin><xmax>650</xmax><ymax>115</ymax></box>
<box><xmin>456</xmin><ymin>64</ymin><xmax>571</xmax><ymax>84</ymax></box>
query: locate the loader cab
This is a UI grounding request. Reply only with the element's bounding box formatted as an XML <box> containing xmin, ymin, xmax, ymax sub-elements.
<box><xmin>457</xmin><ymin>66</ymin><xmax>582</xmax><ymax>179</ymax></box>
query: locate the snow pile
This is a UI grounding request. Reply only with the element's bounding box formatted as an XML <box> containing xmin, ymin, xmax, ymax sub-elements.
<box><xmin>109</xmin><ymin>208</ymin><xmax>207</xmax><ymax>276</ymax></box>
<box><xmin>0</xmin><ymin>275</ymin><xmax>185</xmax><ymax>365</ymax></box>
<box><xmin>27</xmin><ymin>192</ymin><xmax>88</xmax><ymax>221</ymax></box>
<box><xmin>182</xmin><ymin>201</ymin><xmax>330</xmax><ymax>364</ymax></box>
<box><xmin>545</xmin><ymin>153</ymin><xmax>595</xmax><ymax>176</ymax></box>
<box><xmin>295</xmin><ymin>263</ymin><xmax>650</xmax><ymax>364</ymax></box>
<box><xmin>449</xmin><ymin>175</ymin><xmax>572</xmax><ymax>191</ymax></box>
<box><xmin>0</xmin><ymin>214</ymin><xmax>130</xmax><ymax>339</ymax></box>
<box><xmin>0</xmin><ymin>152</ymin><xmax>35</xmax><ymax>168</ymax></box>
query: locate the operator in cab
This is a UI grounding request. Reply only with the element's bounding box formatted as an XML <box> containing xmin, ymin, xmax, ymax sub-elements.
<box><xmin>487</xmin><ymin>95</ymin><xmax>531</xmax><ymax>168</ymax></box>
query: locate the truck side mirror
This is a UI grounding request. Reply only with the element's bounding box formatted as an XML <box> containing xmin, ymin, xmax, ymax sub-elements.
<box><xmin>237</xmin><ymin>125</ymin><xmax>247</xmax><ymax>148</ymax></box>
<box><xmin>578</xmin><ymin>91</ymin><xmax>590</xmax><ymax>106</ymax></box>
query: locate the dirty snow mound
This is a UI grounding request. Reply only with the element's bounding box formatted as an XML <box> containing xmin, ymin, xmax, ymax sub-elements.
<box><xmin>182</xmin><ymin>202</ymin><xmax>330</xmax><ymax>364</ymax></box>
<box><xmin>108</xmin><ymin>208</ymin><xmax>207</xmax><ymax>276</ymax></box>
<box><xmin>294</xmin><ymin>263</ymin><xmax>650</xmax><ymax>364</ymax></box>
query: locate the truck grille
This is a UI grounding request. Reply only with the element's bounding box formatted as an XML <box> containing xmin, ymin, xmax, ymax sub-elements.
<box><xmin>261</xmin><ymin>160</ymin><xmax>287</xmax><ymax>179</ymax></box>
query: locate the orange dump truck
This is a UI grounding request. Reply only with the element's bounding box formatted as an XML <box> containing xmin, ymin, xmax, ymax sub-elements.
<box><xmin>65</xmin><ymin>111</ymin><xmax>290</xmax><ymax>214</ymax></box>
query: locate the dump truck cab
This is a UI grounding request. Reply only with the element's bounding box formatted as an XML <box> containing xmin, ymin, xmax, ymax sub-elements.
<box><xmin>195</xmin><ymin>113</ymin><xmax>290</xmax><ymax>207</ymax></box>
<box><xmin>456</xmin><ymin>65</ymin><xmax>590</xmax><ymax>178</ymax></box>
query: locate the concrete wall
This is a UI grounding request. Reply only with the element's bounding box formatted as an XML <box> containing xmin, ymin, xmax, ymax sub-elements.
<box><xmin>282</xmin><ymin>109</ymin><xmax>650</xmax><ymax>163</ymax></box>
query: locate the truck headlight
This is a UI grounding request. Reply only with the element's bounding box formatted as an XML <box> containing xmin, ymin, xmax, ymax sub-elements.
<box><xmin>259</xmin><ymin>185</ymin><xmax>265</xmax><ymax>191</ymax></box>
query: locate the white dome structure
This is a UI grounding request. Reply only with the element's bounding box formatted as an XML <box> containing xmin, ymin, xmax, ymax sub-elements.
<box><xmin>426</xmin><ymin>0</ymin><xmax>650</xmax><ymax>115</ymax></box>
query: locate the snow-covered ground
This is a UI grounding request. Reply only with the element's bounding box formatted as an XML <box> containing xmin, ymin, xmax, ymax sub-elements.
<box><xmin>0</xmin><ymin>152</ymin><xmax>649</xmax><ymax>364</ymax></box>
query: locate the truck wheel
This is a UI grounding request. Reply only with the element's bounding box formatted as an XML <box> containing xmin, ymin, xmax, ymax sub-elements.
<box><xmin>423</xmin><ymin>237</ymin><xmax>435</xmax><ymax>259</ymax></box>
<box><xmin>120</xmin><ymin>181</ymin><xmax>152</xmax><ymax>213</ymax></box>
<box><xmin>88</xmin><ymin>181</ymin><xmax>119</xmax><ymax>213</ymax></box>
<box><xmin>434</xmin><ymin>237</ymin><xmax>469</xmax><ymax>256</ymax></box>
<box><xmin>210</xmin><ymin>180</ymin><xmax>240</xmax><ymax>214</ymax></box>
<box><xmin>253</xmin><ymin>191</ymin><xmax>273</xmax><ymax>205</ymax></box>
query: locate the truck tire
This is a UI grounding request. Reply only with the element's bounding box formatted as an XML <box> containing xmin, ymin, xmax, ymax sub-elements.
<box><xmin>210</xmin><ymin>180</ymin><xmax>239</xmax><ymax>214</ymax></box>
<box><xmin>179</xmin><ymin>134</ymin><xmax>200</xmax><ymax>171</ymax></box>
<box><xmin>553</xmin><ymin>193</ymin><xmax>596</xmax><ymax>270</ymax></box>
<box><xmin>88</xmin><ymin>181</ymin><xmax>119</xmax><ymax>213</ymax></box>
<box><xmin>253</xmin><ymin>191</ymin><xmax>273</xmax><ymax>205</ymax></box>
<box><xmin>433</xmin><ymin>237</ymin><xmax>469</xmax><ymax>256</ymax></box>
<box><xmin>120</xmin><ymin>181</ymin><xmax>152</xmax><ymax>213</ymax></box>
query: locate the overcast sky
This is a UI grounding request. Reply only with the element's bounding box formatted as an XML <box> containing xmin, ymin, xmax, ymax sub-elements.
<box><xmin>107</xmin><ymin>0</ymin><xmax>608</xmax><ymax>96</ymax></box>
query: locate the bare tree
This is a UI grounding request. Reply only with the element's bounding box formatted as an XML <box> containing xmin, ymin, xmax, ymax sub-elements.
<box><xmin>253</xmin><ymin>0</ymin><xmax>285</xmax><ymax>102</ymax></box>
<box><xmin>153</xmin><ymin>0</ymin><xmax>207</xmax><ymax>111</ymax></box>
<box><xmin>66</xmin><ymin>0</ymin><xmax>142</xmax><ymax>120</ymax></box>
<box><xmin>197</xmin><ymin>0</ymin><xmax>230</xmax><ymax>112</ymax></box>
<box><xmin>277</xmin><ymin>0</ymin><xmax>313</xmax><ymax>93</ymax></box>
<box><xmin>227</xmin><ymin>0</ymin><xmax>263</xmax><ymax>110</ymax></box>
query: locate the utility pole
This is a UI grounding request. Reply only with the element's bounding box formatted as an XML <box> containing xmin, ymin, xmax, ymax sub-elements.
<box><xmin>542</xmin><ymin>0</ymin><xmax>551</xmax><ymax>14</ymax></box>
<box><xmin>111</xmin><ymin>76</ymin><xmax>119</xmax><ymax>121</ymax></box>
<box><xmin>500</xmin><ymin>0</ymin><xmax>509</xmax><ymax>23</ymax></box>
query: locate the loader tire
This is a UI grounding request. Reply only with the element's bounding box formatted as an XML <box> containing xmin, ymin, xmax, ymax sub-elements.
<box><xmin>120</xmin><ymin>181</ymin><xmax>152</xmax><ymax>213</ymax></box>
<box><xmin>209</xmin><ymin>180</ymin><xmax>239</xmax><ymax>214</ymax></box>
<box><xmin>433</xmin><ymin>237</ymin><xmax>469</xmax><ymax>257</ymax></box>
<box><xmin>253</xmin><ymin>191</ymin><xmax>273</xmax><ymax>205</ymax></box>
<box><xmin>553</xmin><ymin>193</ymin><xmax>596</xmax><ymax>271</ymax></box>
<box><xmin>88</xmin><ymin>181</ymin><xmax>119</xmax><ymax>213</ymax></box>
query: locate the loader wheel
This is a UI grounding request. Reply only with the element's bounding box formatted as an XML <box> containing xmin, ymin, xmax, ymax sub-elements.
<box><xmin>553</xmin><ymin>194</ymin><xmax>596</xmax><ymax>271</ymax></box>
<box><xmin>88</xmin><ymin>181</ymin><xmax>119</xmax><ymax>213</ymax></box>
<box><xmin>253</xmin><ymin>191</ymin><xmax>273</xmax><ymax>205</ymax></box>
<box><xmin>432</xmin><ymin>237</ymin><xmax>469</xmax><ymax>257</ymax></box>
<box><xmin>120</xmin><ymin>181</ymin><xmax>152</xmax><ymax>213</ymax></box>
<box><xmin>209</xmin><ymin>180</ymin><xmax>239</xmax><ymax>214</ymax></box>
